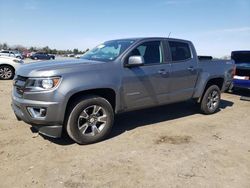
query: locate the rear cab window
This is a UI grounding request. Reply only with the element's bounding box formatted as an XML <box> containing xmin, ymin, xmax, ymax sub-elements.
<box><xmin>169</xmin><ymin>41</ymin><xmax>191</xmax><ymax>62</ymax></box>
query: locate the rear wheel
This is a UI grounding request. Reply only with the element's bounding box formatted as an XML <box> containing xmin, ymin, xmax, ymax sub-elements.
<box><xmin>0</xmin><ymin>65</ymin><xmax>14</xmax><ymax>80</ymax></box>
<box><xmin>200</xmin><ymin>85</ymin><xmax>221</xmax><ymax>114</ymax></box>
<box><xmin>66</xmin><ymin>95</ymin><xmax>114</xmax><ymax>144</ymax></box>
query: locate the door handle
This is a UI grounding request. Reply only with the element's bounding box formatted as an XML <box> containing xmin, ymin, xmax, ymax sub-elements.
<box><xmin>187</xmin><ymin>66</ymin><xmax>195</xmax><ymax>71</ymax></box>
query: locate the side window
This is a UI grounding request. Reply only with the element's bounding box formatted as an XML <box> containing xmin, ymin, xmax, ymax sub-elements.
<box><xmin>169</xmin><ymin>41</ymin><xmax>191</xmax><ymax>61</ymax></box>
<box><xmin>129</xmin><ymin>41</ymin><xmax>163</xmax><ymax>64</ymax></box>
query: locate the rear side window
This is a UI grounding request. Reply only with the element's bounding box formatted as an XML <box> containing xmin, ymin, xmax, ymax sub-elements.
<box><xmin>169</xmin><ymin>41</ymin><xmax>191</xmax><ymax>61</ymax></box>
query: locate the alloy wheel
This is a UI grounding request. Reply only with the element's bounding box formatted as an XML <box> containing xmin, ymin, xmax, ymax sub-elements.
<box><xmin>77</xmin><ymin>105</ymin><xmax>107</xmax><ymax>136</ymax></box>
<box><xmin>206</xmin><ymin>90</ymin><xmax>219</xmax><ymax>110</ymax></box>
<box><xmin>0</xmin><ymin>67</ymin><xmax>13</xmax><ymax>79</ymax></box>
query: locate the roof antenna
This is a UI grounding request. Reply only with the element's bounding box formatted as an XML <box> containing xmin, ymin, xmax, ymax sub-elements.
<box><xmin>168</xmin><ymin>32</ymin><xmax>171</xmax><ymax>38</ymax></box>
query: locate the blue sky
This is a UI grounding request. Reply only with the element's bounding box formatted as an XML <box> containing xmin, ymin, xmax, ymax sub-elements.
<box><xmin>0</xmin><ymin>0</ymin><xmax>249</xmax><ymax>57</ymax></box>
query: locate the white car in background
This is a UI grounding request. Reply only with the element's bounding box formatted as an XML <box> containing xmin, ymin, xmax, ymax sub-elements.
<box><xmin>0</xmin><ymin>50</ymin><xmax>23</xmax><ymax>59</ymax></box>
<box><xmin>75</xmin><ymin>54</ymin><xmax>84</xmax><ymax>58</ymax></box>
<box><xmin>0</xmin><ymin>56</ymin><xmax>24</xmax><ymax>80</ymax></box>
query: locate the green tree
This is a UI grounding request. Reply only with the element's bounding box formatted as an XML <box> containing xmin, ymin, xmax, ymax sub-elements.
<box><xmin>51</xmin><ymin>49</ymin><xmax>57</xmax><ymax>54</ymax></box>
<box><xmin>73</xmin><ymin>48</ymin><xmax>79</xmax><ymax>54</ymax></box>
<box><xmin>29</xmin><ymin>46</ymin><xmax>37</xmax><ymax>52</ymax></box>
<box><xmin>42</xmin><ymin>46</ymin><xmax>50</xmax><ymax>53</ymax></box>
<box><xmin>3</xmin><ymin>43</ymin><xmax>8</xmax><ymax>50</ymax></box>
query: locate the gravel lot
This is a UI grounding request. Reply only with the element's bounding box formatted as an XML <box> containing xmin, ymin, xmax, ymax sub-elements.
<box><xmin>0</xmin><ymin>63</ymin><xmax>250</xmax><ymax>187</ymax></box>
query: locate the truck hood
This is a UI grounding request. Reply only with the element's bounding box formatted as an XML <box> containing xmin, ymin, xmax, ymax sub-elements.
<box><xmin>16</xmin><ymin>59</ymin><xmax>107</xmax><ymax>77</ymax></box>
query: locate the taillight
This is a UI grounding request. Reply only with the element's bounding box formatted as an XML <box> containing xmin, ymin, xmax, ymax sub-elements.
<box><xmin>233</xmin><ymin>65</ymin><xmax>236</xmax><ymax>76</ymax></box>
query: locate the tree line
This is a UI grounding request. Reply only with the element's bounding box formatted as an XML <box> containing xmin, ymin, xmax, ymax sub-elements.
<box><xmin>0</xmin><ymin>42</ymin><xmax>89</xmax><ymax>55</ymax></box>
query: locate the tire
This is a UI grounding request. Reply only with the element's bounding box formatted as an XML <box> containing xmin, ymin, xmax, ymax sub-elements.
<box><xmin>0</xmin><ymin>65</ymin><xmax>14</xmax><ymax>80</ymax></box>
<box><xmin>34</xmin><ymin>57</ymin><xmax>38</xmax><ymax>60</ymax></box>
<box><xmin>200</xmin><ymin>85</ymin><xmax>221</xmax><ymax>114</ymax></box>
<box><xmin>66</xmin><ymin>95</ymin><xmax>114</xmax><ymax>144</ymax></box>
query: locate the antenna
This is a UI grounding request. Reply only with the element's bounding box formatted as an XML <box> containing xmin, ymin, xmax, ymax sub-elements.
<box><xmin>168</xmin><ymin>32</ymin><xmax>171</xmax><ymax>38</ymax></box>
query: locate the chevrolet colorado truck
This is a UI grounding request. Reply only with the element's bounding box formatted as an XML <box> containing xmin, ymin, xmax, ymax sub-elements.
<box><xmin>12</xmin><ymin>37</ymin><xmax>234</xmax><ymax>144</ymax></box>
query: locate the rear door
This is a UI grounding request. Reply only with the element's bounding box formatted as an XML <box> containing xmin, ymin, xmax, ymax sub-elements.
<box><xmin>122</xmin><ymin>40</ymin><xmax>171</xmax><ymax>110</ymax></box>
<box><xmin>167</xmin><ymin>40</ymin><xmax>198</xmax><ymax>102</ymax></box>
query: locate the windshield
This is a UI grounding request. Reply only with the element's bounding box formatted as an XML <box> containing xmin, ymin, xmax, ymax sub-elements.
<box><xmin>231</xmin><ymin>51</ymin><xmax>250</xmax><ymax>64</ymax></box>
<box><xmin>81</xmin><ymin>39</ymin><xmax>135</xmax><ymax>62</ymax></box>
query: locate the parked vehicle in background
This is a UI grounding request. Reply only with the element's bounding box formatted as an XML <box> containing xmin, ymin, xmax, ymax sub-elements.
<box><xmin>30</xmin><ymin>52</ymin><xmax>55</xmax><ymax>60</ymax></box>
<box><xmin>0</xmin><ymin>50</ymin><xmax>23</xmax><ymax>59</ymax></box>
<box><xmin>231</xmin><ymin>51</ymin><xmax>250</xmax><ymax>90</ymax></box>
<box><xmin>12</xmin><ymin>37</ymin><xmax>234</xmax><ymax>144</ymax></box>
<box><xmin>0</xmin><ymin>56</ymin><xmax>24</xmax><ymax>80</ymax></box>
<box><xmin>75</xmin><ymin>54</ymin><xmax>83</xmax><ymax>58</ymax></box>
<box><xmin>22</xmin><ymin>51</ymin><xmax>32</xmax><ymax>58</ymax></box>
<box><xmin>27</xmin><ymin>52</ymin><xmax>35</xmax><ymax>58</ymax></box>
<box><xmin>67</xmin><ymin>54</ymin><xmax>75</xmax><ymax>57</ymax></box>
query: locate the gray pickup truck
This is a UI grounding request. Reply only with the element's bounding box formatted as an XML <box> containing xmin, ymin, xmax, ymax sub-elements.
<box><xmin>12</xmin><ymin>37</ymin><xmax>234</xmax><ymax>144</ymax></box>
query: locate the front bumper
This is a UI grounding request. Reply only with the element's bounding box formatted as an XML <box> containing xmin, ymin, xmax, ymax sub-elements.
<box><xmin>12</xmin><ymin>94</ymin><xmax>63</xmax><ymax>138</ymax></box>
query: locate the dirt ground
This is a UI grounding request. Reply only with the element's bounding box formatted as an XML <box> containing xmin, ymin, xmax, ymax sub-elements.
<box><xmin>0</xmin><ymin>79</ymin><xmax>250</xmax><ymax>188</ymax></box>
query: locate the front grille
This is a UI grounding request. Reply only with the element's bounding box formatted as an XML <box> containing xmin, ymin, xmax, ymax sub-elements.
<box><xmin>14</xmin><ymin>75</ymin><xmax>28</xmax><ymax>96</ymax></box>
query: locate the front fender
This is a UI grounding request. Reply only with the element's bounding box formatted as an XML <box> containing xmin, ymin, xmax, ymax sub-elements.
<box><xmin>59</xmin><ymin>70</ymin><xmax>121</xmax><ymax>118</ymax></box>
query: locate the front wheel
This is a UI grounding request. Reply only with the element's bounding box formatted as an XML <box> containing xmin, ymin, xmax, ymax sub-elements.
<box><xmin>0</xmin><ymin>65</ymin><xmax>14</xmax><ymax>80</ymax></box>
<box><xmin>200</xmin><ymin>85</ymin><xmax>221</xmax><ymax>114</ymax></box>
<box><xmin>66</xmin><ymin>96</ymin><xmax>114</xmax><ymax>144</ymax></box>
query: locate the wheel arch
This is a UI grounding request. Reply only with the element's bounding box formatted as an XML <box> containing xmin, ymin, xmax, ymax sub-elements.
<box><xmin>198</xmin><ymin>77</ymin><xmax>224</xmax><ymax>103</ymax></box>
<box><xmin>63</xmin><ymin>88</ymin><xmax>116</xmax><ymax>124</ymax></box>
<box><xmin>0</xmin><ymin>64</ymin><xmax>15</xmax><ymax>71</ymax></box>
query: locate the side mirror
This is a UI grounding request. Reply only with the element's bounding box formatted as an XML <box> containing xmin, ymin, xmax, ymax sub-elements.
<box><xmin>127</xmin><ymin>56</ymin><xmax>144</xmax><ymax>67</ymax></box>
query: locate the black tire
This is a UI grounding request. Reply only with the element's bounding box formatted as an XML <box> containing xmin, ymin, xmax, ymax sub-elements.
<box><xmin>0</xmin><ymin>65</ymin><xmax>14</xmax><ymax>80</ymax></box>
<box><xmin>200</xmin><ymin>85</ymin><xmax>221</xmax><ymax>114</ymax></box>
<box><xmin>66</xmin><ymin>95</ymin><xmax>114</xmax><ymax>144</ymax></box>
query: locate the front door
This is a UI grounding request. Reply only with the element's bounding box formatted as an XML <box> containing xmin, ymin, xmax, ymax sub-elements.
<box><xmin>122</xmin><ymin>40</ymin><xmax>171</xmax><ymax>111</ymax></box>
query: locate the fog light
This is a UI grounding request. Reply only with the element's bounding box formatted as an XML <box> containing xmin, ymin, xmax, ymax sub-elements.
<box><xmin>27</xmin><ymin>107</ymin><xmax>47</xmax><ymax>118</ymax></box>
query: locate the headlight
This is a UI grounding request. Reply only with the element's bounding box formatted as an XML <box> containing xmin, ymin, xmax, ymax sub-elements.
<box><xmin>24</xmin><ymin>77</ymin><xmax>61</xmax><ymax>92</ymax></box>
